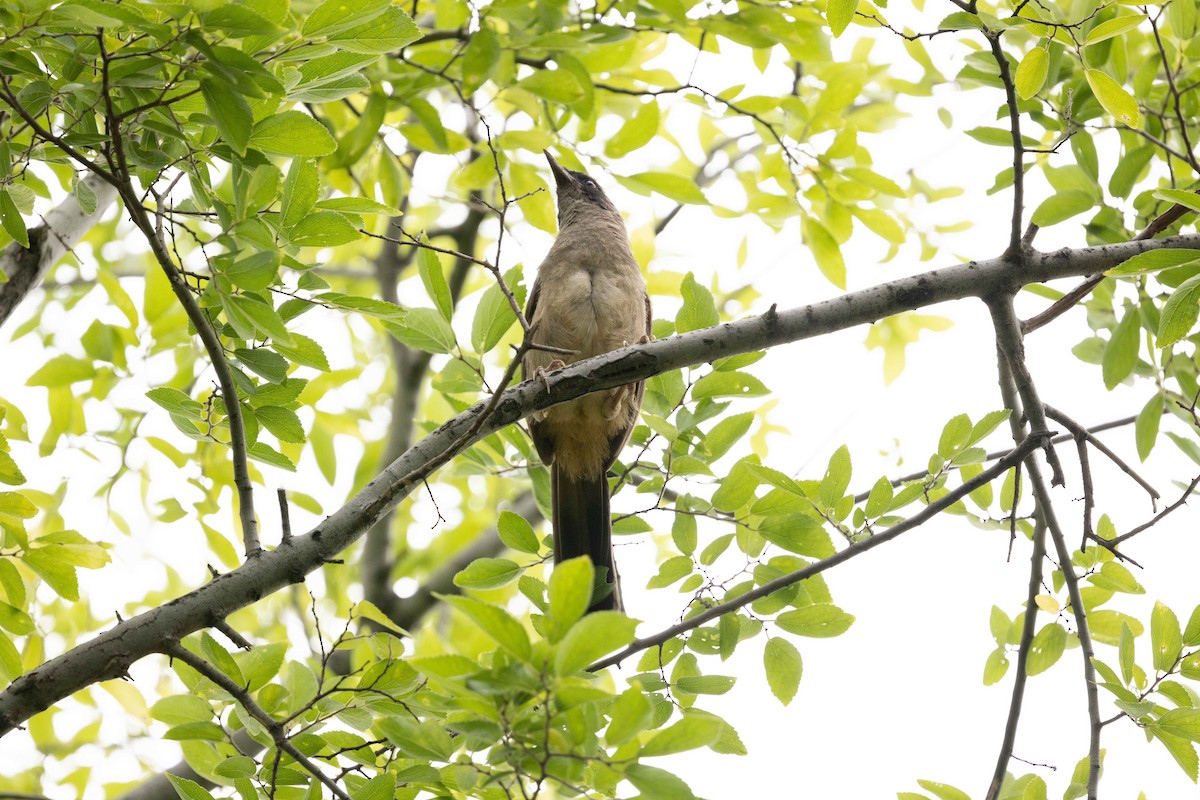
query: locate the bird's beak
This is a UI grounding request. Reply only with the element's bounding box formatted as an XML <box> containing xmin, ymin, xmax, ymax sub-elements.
<box><xmin>544</xmin><ymin>150</ymin><xmax>572</xmax><ymax>188</ymax></box>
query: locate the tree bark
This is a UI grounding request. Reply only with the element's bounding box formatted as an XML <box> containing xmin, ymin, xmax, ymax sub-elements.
<box><xmin>2</xmin><ymin>232</ymin><xmax>1196</xmax><ymax>735</ymax></box>
<box><xmin>0</xmin><ymin>175</ymin><xmax>118</xmax><ymax>328</ymax></box>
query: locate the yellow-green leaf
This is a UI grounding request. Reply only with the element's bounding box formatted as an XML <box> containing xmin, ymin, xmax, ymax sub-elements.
<box><xmin>1014</xmin><ymin>47</ymin><xmax>1048</xmax><ymax>100</ymax></box>
<box><xmin>1086</xmin><ymin>69</ymin><xmax>1140</xmax><ymax>128</ymax></box>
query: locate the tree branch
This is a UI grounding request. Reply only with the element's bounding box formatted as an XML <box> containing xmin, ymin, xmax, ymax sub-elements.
<box><xmin>588</xmin><ymin>436</ymin><xmax>1046</xmax><ymax>672</ymax></box>
<box><xmin>163</xmin><ymin>643</ymin><xmax>350</xmax><ymax>800</ymax></box>
<box><xmin>4</xmin><ymin>232</ymin><xmax>1200</xmax><ymax>735</ymax></box>
<box><xmin>0</xmin><ymin>174</ymin><xmax>118</xmax><ymax>328</ymax></box>
<box><xmin>985</xmin><ymin>32</ymin><xmax>1026</xmax><ymax>256</ymax></box>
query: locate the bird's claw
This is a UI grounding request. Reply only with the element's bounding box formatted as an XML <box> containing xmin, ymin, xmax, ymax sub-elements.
<box><xmin>534</xmin><ymin>359</ymin><xmax>566</xmax><ymax>393</ymax></box>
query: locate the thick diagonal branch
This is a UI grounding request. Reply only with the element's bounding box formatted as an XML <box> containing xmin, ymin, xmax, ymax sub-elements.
<box><xmin>3</xmin><ymin>232</ymin><xmax>1200</xmax><ymax>735</ymax></box>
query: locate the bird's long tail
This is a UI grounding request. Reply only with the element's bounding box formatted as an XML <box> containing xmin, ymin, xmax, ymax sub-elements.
<box><xmin>551</xmin><ymin>465</ymin><xmax>623</xmax><ymax>612</ymax></box>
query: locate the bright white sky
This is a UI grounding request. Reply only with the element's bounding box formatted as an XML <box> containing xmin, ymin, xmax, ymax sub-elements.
<box><xmin>4</xmin><ymin>4</ymin><xmax>1200</xmax><ymax>799</ymax></box>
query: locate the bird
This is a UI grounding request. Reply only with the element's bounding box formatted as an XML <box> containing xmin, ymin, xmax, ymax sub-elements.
<box><xmin>522</xmin><ymin>150</ymin><xmax>651</xmax><ymax>613</ymax></box>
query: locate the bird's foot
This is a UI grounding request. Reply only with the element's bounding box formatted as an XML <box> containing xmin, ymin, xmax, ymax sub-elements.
<box><xmin>534</xmin><ymin>360</ymin><xmax>566</xmax><ymax>393</ymax></box>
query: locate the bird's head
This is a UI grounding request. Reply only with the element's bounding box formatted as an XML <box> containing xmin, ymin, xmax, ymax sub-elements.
<box><xmin>544</xmin><ymin>150</ymin><xmax>619</xmax><ymax>225</ymax></box>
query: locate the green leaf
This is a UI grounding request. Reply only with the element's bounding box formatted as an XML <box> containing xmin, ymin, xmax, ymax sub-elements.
<box><xmin>554</xmin><ymin>611</ymin><xmax>638</xmax><ymax>674</ymax></box>
<box><xmin>239</xmin><ymin>642</ymin><xmax>286</xmax><ymax>692</ymax></box>
<box><xmin>255</xmin><ymin>406</ymin><xmax>305</xmax><ymax>444</ymax></box>
<box><xmin>497</xmin><ymin>511</ymin><xmax>540</xmax><ymax>554</ymax></box>
<box><xmin>546</xmin><ymin>557</ymin><xmax>594</xmax><ymax>642</ymax></box>
<box><xmin>672</xmin><ymin>512</ymin><xmax>697</xmax><ymax>555</ymax></box>
<box><xmin>676</xmin><ymin>273</ymin><xmax>719</xmax><ymax>333</ymax></box>
<box><xmin>281</xmin><ymin>159</ymin><xmax>318</xmax><ymax>229</ymax></box>
<box><xmin>865</xmin><ymin>476</ymin><xmax>894</xmax><ymax>518</ymax></box>
<box><xmin>26</xmin><ymin>355</ymin><xmax>95</xmax><ymax>387</ymax></box>
<box><xmin>274</xmin><ymin>333</ymin><xmax>331</xmax><ymax>372</ymax></box>
<box><xmin>623</xmin><ymin>764</ymin><xmax>697</xmax><ymax>800</ymax></box>
<box><xmin>442</xmin><ymin>595</ymin><xmax>531</xmax><ymax>660</ymax></box>
<box><xmin>646</xmin><ymin>555</ymin><xmax>693</xmax><ymax>589</ymax></box>
<box><xmin>1102</xmin><ymin>305</ymin><xmax>1141</xmax><ymax>389</ymax></box>
<box><xmin>23</xmin><ymin>548</ymin><xmax>79</xmax><ymax>600</ymax></box>
<box><xmin>819</xmin><ymin>445</ymin><xmax>851</xmax><ymax>507</ymax></box>
<box><xmin>1135</xmin><ymin>394</ymin><xmax>1162</xmax><ymax>461</ymax></box>
<box><xmin>147</xmin><ymin>387</ymin><xmax>203</xmax><ymax>417</ymax></box>
<box><xmin>302</xmin><ymin>0</ymin><xmax>389</xmax><ymax>37</ymax></box>
<box><xmin>351</xmin><ymin>775</ymin><xmax>398</xmax><ymax>800</ymax></box>
<box><xmin>151</xmin><ymin>695</ymin><xmax>214</xmax><ymax>726</ymax></box>
<box><xmin>639</xmin><ymin>712</ymin><xmax>724</xmax><ymax>756</ymax></box>
<box><xmin>605</xmin><ymin>100</ymin><xmax>660</xmax><ymax>158</ymax></box>
<box><xmin>1184</xmin><ymin>604</ymin><xmax>1200</xmax><ymax>646</ymax></box>
<box><xmin>328</xmin><ymin>7</ymin><xmax>421</xmax><ymax>54</ymax></box>
<box><xmin>1151</xmin><ymin>728</ymin><xmax>1199</xmax><ymax>782</ymax></box>
<box><xmin>517</xmin><ymin>70</ymin><xmax>584</xmax><ymax>104</ymax></box>
<box><xmin>1159</xmin><ymin>708</ymin><xmax>1200</xmax><ymax>743</ymax></box>
<box><xmin>606</xmin><ymin>688</ymin><xmax>653</xmax><ymax>746</ymax></box>
<box><xmin>1030</xmin><ymin>191</ymin><xmax>1094</xmax><ymax>227</ymax></box>
<box><xmin>166</xmin><ymin>774</ymin><xmax>218</xmax><ymax>800</ymax></box>
<box><xmin>1025</xmin><ymin>622</ymin><xmax>1067</xmax><ymax>675</ymax></box>
<box><xmin>1014</xmin><ymin>46</ymin><xmax>1048</xmax><ymax>99</ymax></box>
<box><xmin>222</xmin><ymin>251</ymin><xmax>280</xmax><ymax>292</ymax></box>
<box><xmin>0</xmin><ymin>601</ymin><xmax>34</xmax><ymax>635</ymax></box>
<box><xmin>386</xmin><ymin>308</ymin><xmax>457</xmax><ymax>354</ymax></box>
<box><xmin>763</xmin><ymin>637</ymin><xmax>802</xmax><ymax>705</ymax></box>
<box><xmin>691</xmin><ymin>371</ymin><xmax>768</xmax><ymax>401</ymax></box>
<box><xmin>1154</xmin><ymin>189</ymin><xmax>1200</xmax><ymax>213</ymax></box>
<box><xmin>915</xmin><ymin>779</ymin><xmax>971</xmax><ymax>800</ymax></box>
<box><xmin>937</xmin><ymin>413</ymin><xmax>971</xmax><ymax>459</ymax></box>
<box><xmin>249</xmin><ymin>111</ymin><xmax>337</xmax><ymax>156</ymax></box>
<box><xmin>0</xmin><ymin>632</ymin><xmax>22</xmax><ymax>679</ymax></box>
<box><xmin>625</xmin><ymin>172</ymin><xmax>708</xmax><ymax>205</ymax></box>
<box><xmin>461</xmin><ymin>24</ymin><xmax>500</xmax><ymax>91</ymax></box>
<box><xmin>317</xmin><ymin>292</ymin><xmax>405</xmax><ymax>321</ymax></box>
<box><xmin>200</xmin><ymin>79</ymin><xmax>252</xmax><ymax>155</ymax></box>
<box><xmin>826</xmin><ymin>0</ymin><xmax>855</xmax><ymax>36</ymax></box>
<box><xmin>803</xmin><ymin>215</ymin><xmax>845</xmax><ymax>288</ymax></box>
<box><xmin>674</xmin><ymin>675</ymin><xmax>735</xmax><ymax>695</ymax></box>
<box><xmin>1085</xmin><ymin>69</ymin><xmax>1140</xmax><ymax>127</ymax></box>
<box><xmin>452</xmin><ymin>558</ymin><xmax>523</xmax><ymax>590</ymax></box>
<box><xmin>1083</xmin><ymin>14</ymin><xmax>1147</xmax><ymax>46</ymax></box>
<box><xmin>775</xmin><ymin>604</ymin><xmax>855</xmax><ymax>638</ymax></box>
<box><xmin>235</xmin><ymin>348</ymin><xmax>289</xmax><ymax>383</ymax></box>
<box><xmin>164</xmin><ymin>721</ymin><xmax>227</xmax><ymax>741</ymax></box>
<box><xmin>704</xmin><ymin>412</ymin><xmax>754</xmax><ymax>460</ymax></box>
<box><xmin>1157</xmin><ymin>273</ymin><xmax>1200</xmax><ymax>347</ymax></box>
<box><xmin>0</xmin><ymin>491</ymin><xmax>36</xmax><ymax>519</ymax></box>
<box><xmin>1152</xmin><ymin>600</ymin><xmax>1183</xmax><ymax>673</ymax></box>
<box><xmin>471</xmin><ymin>268</ymin><xmax>521</xmax><ymax>353</ymax></box>
<box><xmin>287</xmin><ymin>211</ymin><xmax>361</xmax><ymax>247</ymax></box>
<box><xmin>315</xmin><ymin>197</ymin><xmax>400</xmax><ymax>215</ymax></box>
<box><xmin>983</xmin><ymin>647</ymin><xmax>1009</xmax><ymax>685</ymax></box>
<box><xmin>418</xmin><ymin>246</ymin><xmax>453</xmax><ymax>321</ymax></box>
<box><xmin>0</xmin><ymin>188</ymin><xmax>29</xmax><ymax>248</ymax></box>
<box><xmin>1107</xmin><ymin>248</ymin><xmax>1200</xmax><ymax>276</ymax></box>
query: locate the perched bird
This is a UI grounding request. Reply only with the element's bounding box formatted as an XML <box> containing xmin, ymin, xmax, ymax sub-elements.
<box><xmin>522</xmin><ymin>150</ymin><xmax>651</xmax><ymax>612</ymax></box>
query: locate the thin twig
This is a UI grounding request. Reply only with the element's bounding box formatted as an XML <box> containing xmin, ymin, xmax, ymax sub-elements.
<box><xmin>1044</xmin><ymin>405</ymin><xmax>1160</xmax><ymax>503</ymax></box>
<box><xmin>587</xmin><ymin>436</ymin><xmax>1046</xmax><ymax>672</ymax></box>
<box><xmin>1109</xmin><ymin>474</ymin><xmax>1200</xmax><ymax>547</ymax></box>
<box><xmin>984</xmin><ymin>517</ymin><xmax>1047</xmax><ymax>800</ymax></box>
<box><xmin>1028</xmin><ymin>462</ymin><xmax>1102</xmax><ymax>799</ymax></box>
<box><xmin>164</xmin><ymin>642</ymin><xmax>351</xmax><ymax>800</ymax></box>
<box><xmin>986</xmin><ymin>32</ymin><xmax>1025</xmax><ymax>256</ymax></box>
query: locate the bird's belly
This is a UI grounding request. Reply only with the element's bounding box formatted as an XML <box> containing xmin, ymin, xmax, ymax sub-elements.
<box><xmin>556</xmin><ymin>269</ymin><xmax>641</xmax><ymax>358</ymax></box>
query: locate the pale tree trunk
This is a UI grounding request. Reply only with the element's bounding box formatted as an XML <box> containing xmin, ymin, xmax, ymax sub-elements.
<box><xmin>0</xmin><ymin>174</ymin><xmax>118</xmax><ymax>328</ymax></box>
